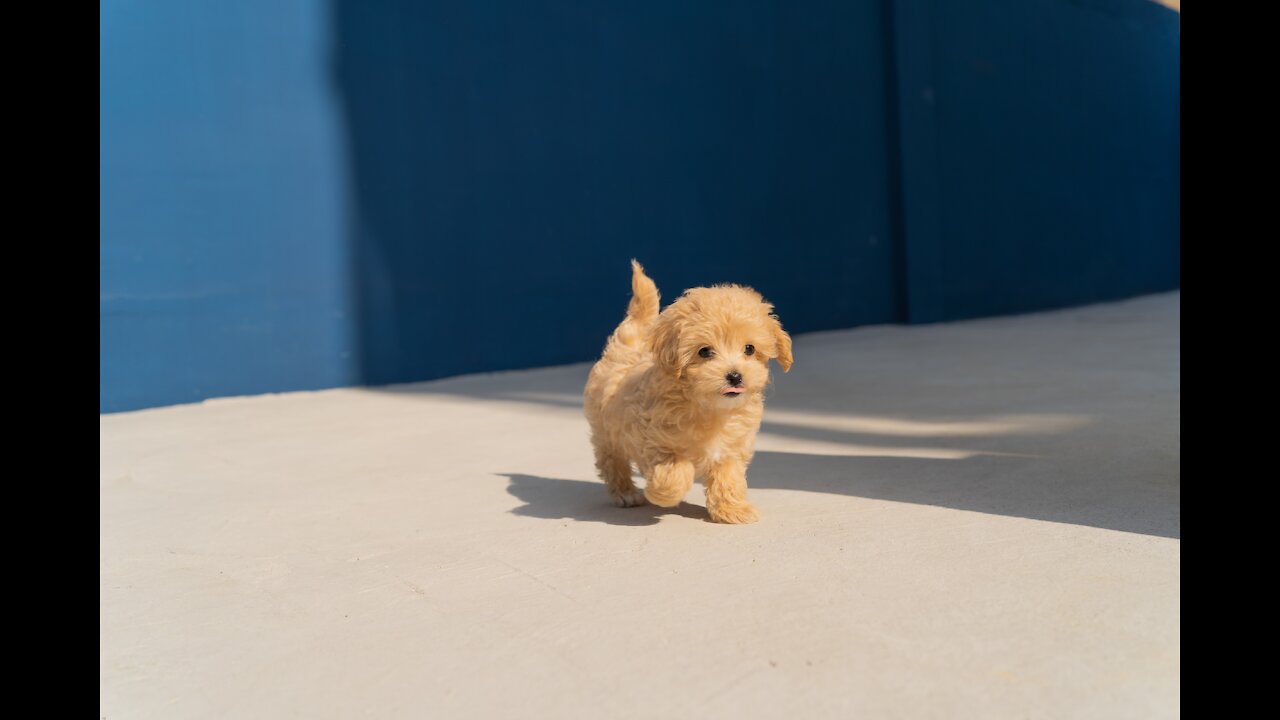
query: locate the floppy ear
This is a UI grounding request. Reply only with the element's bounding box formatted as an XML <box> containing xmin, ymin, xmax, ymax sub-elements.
<box><xmin>650</xmin><ymin>310</ymin><xmax>686</xmax><ymax>378</ymax></box>
<box><xmin>770</xmin><ymin>314</ymin><xmax>793</xmax><ymax>372</ymax></box>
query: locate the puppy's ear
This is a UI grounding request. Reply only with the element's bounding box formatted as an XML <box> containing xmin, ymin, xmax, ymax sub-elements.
<box><xmin>769</xmin><ymin>313</ymin><xmax>793</xmax><ymax>372</ymax></box>
<box><xmin>650</xmin><ymin>309</ymin><xmax>686</xmax><ymax>378</ymax></box>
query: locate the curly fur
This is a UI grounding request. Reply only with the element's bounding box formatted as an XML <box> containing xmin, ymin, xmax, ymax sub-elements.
<box><xmin>583</xmin><ymin>260</ymin><xmax>793</xmax><ymax>524</ymax></box>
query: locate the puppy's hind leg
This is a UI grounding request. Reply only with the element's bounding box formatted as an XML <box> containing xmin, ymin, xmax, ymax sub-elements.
<box><xmin>595</xmin><ymin>443</ymin><xmax>645</xmax><ymax>507</ymax></box>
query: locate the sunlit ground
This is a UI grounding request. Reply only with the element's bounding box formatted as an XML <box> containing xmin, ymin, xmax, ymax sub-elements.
<box><xmin>101</xmin><ymin>292</ymin><xmax>1179</xmax><ymax>718</ymax></box>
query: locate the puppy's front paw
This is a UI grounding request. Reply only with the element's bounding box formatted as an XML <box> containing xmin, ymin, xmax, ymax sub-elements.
<box><xmin>611</xmin><ymin>488</ymin><xmax>647</xmax><ymax>508</ymax></box>
<box><xmin>708</xmin><ymin>501</ymin><xmax>760</xmax><ymax>524</ymax></box>
<box><xmin>643</xmin><ymin>484</ymin><xmax>685</xmax><ymax>508</ymax></box>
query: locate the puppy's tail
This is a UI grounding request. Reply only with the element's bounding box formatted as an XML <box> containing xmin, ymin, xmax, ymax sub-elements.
<box><xmin>627</xmin><ymin>260</ymin><xmax>660</xmax><ymax>325</ymax></box>
<box><xmin>612</xmin><ymin>260</ymin><xmax>660</xmax><ymax>350</ymax></box>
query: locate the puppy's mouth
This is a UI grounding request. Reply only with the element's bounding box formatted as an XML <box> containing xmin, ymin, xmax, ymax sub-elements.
<box><xmin>720</xmin><ymin>386</ymin><xmax>746</xmax><ymax>396</ymax></box>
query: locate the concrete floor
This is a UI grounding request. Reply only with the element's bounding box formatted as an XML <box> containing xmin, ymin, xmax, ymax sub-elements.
<box><xmin>100</xmin><ymin>292</ymin><xmax>1179</xmax><ymax>719</ymax></box>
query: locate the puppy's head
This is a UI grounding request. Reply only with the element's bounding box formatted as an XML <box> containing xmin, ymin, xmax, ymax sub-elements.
<box><xmin>650</xmin><ymin>284</ymin><xmax>793</xmax><ymax>408</ymax></box>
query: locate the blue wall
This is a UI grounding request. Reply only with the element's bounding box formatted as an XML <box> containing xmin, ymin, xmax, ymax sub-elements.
<box><xmin>100</xmin><ymin>1</ymin><xmax>356</xmax><ymax>412</ymax></box>
<box><xmin>100</xmin><ymin>0</ymin><xmax>1179</xmax><ymax>413</ymax></box>
<box><xmin>335</xmin><ymin>1</ymin><xmax>898</xmax><ymax>386</ymax></box>
<box><xmin>893</xmin><ymin>0</ymin><xmax>1180</xmax><ymax>321</ymax></box>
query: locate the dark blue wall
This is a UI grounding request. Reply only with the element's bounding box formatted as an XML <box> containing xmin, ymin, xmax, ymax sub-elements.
<box><xmin>100</xmin><ymin>0</ymin><xmax>1179</xmax><ymax>413</ymax></box>
<box><xmin>335</xmin><ymin>1</ymin><xmax>897</xmax><ymax>385</ymax></box>
<box><xmin>893</xmin><ymin>0</ymin><xmax>1180</xmax><ymax>321</ymax></box>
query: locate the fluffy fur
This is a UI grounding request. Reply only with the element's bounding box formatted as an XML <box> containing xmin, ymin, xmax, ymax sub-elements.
<box><xmin>583</xmin><ymin>261</ymin><xmax>793</xmax><ymax>524</ymax></box>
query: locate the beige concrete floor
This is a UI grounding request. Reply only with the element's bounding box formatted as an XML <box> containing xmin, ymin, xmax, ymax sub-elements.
<box><xmin>100</xmin><ymin>292</ymin><xmax>1179</xmax><ymax>719</ymax></box>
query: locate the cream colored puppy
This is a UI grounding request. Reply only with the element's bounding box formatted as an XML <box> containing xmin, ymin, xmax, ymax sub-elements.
<box><xmin>583</xmin><ymin>261</ymin><xmax>793</xmax><ymax>524</ymax></box>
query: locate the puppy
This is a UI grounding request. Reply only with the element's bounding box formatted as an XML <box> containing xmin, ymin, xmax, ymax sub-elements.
<box><xmin>583</xmin><ymin>261</ymin><xmax>793</xmax><ymax>524</ymax></box>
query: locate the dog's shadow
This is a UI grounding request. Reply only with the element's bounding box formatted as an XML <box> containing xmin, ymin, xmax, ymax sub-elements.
<box><xmin>501</xmin><ymin>444</ymin><xmax>1180</xmax><ymax>537</ymax></box>
<box><xmin>501</xmin><ymin>473</ymin><xmax>710</xmax><ymax>525</ymax></box>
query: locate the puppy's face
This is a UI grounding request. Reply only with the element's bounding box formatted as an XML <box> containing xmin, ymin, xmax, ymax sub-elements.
<box><xmin>650</xmin><ymin>285</ymin><xmax>793</xmax><ymax>408</ymax></box>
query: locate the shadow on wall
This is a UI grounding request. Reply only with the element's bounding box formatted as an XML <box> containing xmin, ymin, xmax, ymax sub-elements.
<box><xmin>329</xmin><ymin>0</ymin><xmax>899</xmax><ymax>387</ymax></box>
<box><xmin>329</xmin><ymin>0</ymin><xmax>1178</xmax><ymax>388</ymax></box>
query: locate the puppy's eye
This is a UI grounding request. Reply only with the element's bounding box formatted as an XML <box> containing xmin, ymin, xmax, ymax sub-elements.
<box><xmin>698</xmin><ymin>347</ymin><xmax>713</xmax><ymax>359</ymax></box>
<box><xmin>744</xmin><ymin>344</ymin><xmax>755</xmax><ymax>356</ymax></box>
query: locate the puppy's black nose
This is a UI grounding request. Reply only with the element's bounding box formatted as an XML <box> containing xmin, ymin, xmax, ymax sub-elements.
<box><xmin>726</xmin><ymin>371</ymin><xmax>743</xmax><ymax>387</ymax></box>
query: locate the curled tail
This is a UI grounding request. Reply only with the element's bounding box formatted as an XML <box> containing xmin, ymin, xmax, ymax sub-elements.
<box><xmin>627</xmin><ymin>260</ymin><xmax>659</xmax><ymax>324</ymax></box>
<box><xmin>613</xmin><ymin>260</ymin><xmax>660</xmax><ymax>350</ymax></box>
